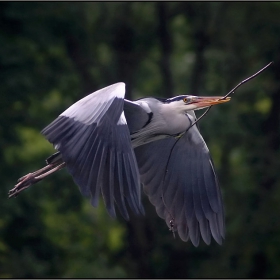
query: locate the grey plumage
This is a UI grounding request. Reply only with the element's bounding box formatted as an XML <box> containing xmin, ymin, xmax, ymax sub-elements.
<box><xmin>11</xmin><ymin>82</ymin><xmax>230</xmax><ymax>246</ymax></box>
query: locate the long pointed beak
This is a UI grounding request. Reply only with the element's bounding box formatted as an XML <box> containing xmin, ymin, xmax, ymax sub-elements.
<box><xmin>190</xmin><ymin>96</ymin><xmax>231</xmax><ymax>108</ymax></box>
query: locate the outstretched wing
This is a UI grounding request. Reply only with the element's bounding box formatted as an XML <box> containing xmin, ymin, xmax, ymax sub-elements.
<box><xmin>134</xmin><ymin>124</ymin><xmax>225</xmax><ymax>246</ymax></box>
<box><xmin>42</xmin><ymin>82</ymin><xmax>143</xmax><ymax>220</ymax></box>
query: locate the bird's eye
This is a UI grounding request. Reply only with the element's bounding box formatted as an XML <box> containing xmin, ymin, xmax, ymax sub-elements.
<box><xmin>183</xmin><ymin>97</ymin><xmax>190</xmax><ymax>104</ymax></box>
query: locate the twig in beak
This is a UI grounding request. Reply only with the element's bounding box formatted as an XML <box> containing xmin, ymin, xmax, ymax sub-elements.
<box><xmin>187</xmin><ymin>61</ymin><xmax>274</xmax><ymax>131</ymax></box>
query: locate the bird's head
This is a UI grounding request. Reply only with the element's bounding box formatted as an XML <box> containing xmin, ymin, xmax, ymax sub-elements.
<box><xmin>163</xmin><ymin>95</ymin><xmax>231</xmax><ymax>113</ymax></box>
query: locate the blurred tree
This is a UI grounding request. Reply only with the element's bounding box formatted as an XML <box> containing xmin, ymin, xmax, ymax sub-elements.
<box><xmin>1</xmin><ymin>1</ymin><xmax>280</xmax><ymax>278</ymax></box>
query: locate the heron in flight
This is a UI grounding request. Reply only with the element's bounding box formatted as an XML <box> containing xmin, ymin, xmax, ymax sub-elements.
<box><xmin>9</xmin><ymin>82</ymin><xmax>230</xmax><ymax>246</ymax></box>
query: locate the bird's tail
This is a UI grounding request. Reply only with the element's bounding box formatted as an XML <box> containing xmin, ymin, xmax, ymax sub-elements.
<box><xmin>8</xmin><ymin>152</ymin><xmax>65</xmax><ymax>198</ymax></box>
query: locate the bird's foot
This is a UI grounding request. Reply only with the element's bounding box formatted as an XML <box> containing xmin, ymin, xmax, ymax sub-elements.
<box><xmin>8</xmin><ymin>162</ymin><xmax>66</xmax><ymax>198</ymax></box>
<box><xmin>9</xmin><ymin>172</ymin><xmax>43</xmax><ymax>198</ymax></box>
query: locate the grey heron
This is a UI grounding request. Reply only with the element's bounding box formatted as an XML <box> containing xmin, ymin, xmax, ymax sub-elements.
<box><xmin>9</xmin><ymin>82</ymin><xmax>230</xmax><ymax>246</ymax></box>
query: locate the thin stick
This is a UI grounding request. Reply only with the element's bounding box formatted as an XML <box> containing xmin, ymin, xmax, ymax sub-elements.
<box><xmin>187</xmin><ymin>61</ymin><xmax>274</xmax><ymax>131</ymax></box>
<box><xmin>221</xmin><ymin>61</ymin><xmax>273</xmax><ymax>100</ymax></box>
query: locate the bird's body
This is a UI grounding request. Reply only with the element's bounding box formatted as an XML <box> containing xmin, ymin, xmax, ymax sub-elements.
<box><xmin>9</xmin><ymin>82</ymin><xmax>230</xmax><ymax>246</ymax></box>
<box><xmin>126</xmin><ymin>97</ymin><xmax>193</xmax><ymax>147</ymax></box>
<box><xmin>130</xmin><ymin>98</ymin><xmax>193</xmax><ymax>147</ymax></box>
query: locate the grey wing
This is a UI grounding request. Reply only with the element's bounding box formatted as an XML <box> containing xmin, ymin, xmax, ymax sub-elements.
<box><xmin>41</xmin><ymin>82</ymin><xmax>143</xmax><ymax>220</ymax></box>
<box><xmin>134</xmin><ymin>125</ymin><xmax>225</xmax><ymax>246</ymax></box>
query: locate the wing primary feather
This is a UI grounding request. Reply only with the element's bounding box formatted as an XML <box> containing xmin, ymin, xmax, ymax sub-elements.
<box><xmin>44</xmin><ymin>117</ymin><xmax>82</xmax><ymax>145</ymax></box>
<box><xmin>184</xmin><ymin>155</ymin><xmax>195</xmax><ymax>230</ymax></box>
<box><xmin>170</xmin><ymin>143</ymin><xmax>189</xmax><ymax>242</ymax></box>
<box><xmin>177</xmin><ymin>209</ymin><xmax>189</xmax><ymax>242</ymax></box>
<box><xmin>127</xmin><ymin>153</ymin><xmax>144</xmax><ymax>214</ymax></box>
<box><xmin>186</xmin><ymin>152</ymin><xmax>200</xmax><ymax>246</ymax></box>
<box><xmin>89</xmin><ymin>141</ymin><xmax>105</xmax><ymax>207</ymax></box>
<box><xmin>193</xmin><ymin>151</ymin><xmax>212</xmax><ymax>245</ymax></box>
<box><xmin>114</xmin><ymin>151</ymin><xmax>129</xmax><ymax>220</ymax></box>
<box><xmin>86</xmin><ymin>140</ymin><xmax>104</xmax><ymax>204</ymax></box>
<box><xmin>101</xmin><ymin>149</ymin><xmax>116</xmax><ymax>218</ymax></box>
<box><xmin>175</xmin><ymin>150</ymin><xmax>189</xmax><ymax>242</ymax></box>
<box><xmin>67</xmin><ymin>126</ymin><xmax>99</xmax><ymax>194</ymax></box>
<box><xmin>98</xmin><ymin>117</ymin><xmax>117</xmax><ymax>218</ymax></box>
<box><xmin>189</xmin><ymin>213</ymin><xmax>200</xmax><ymax>247</ymax></box>
<box><xmin>208</xmin><ymin>214</ymin><xmax>223</xmax><ymax>245</ymax></box>
<box><xmin>122</xmin><ymin>153</ymin><xmax>140</xmax><ymax>215</ymax></box>
<box><xmin>203</xmin><ymin>159</ymin><xmax>220</xmax><ymax>213</ymax></box>
<box><xmin>199</xmin><ymin>155</ymin><xmax>222</xmax><ymax>244</ymax></box>
<box><xmin>202</xmin><ymin>159</ymin><xmax>224</xmax><ymax>244</ymax></box>
<box><xmin>210</xmin><ymin>160</ymin><xmax>225</xmax><ymax>239</ymax></box>
<box><xmin>41</xmin><ymin>116</ymin><xmax>66</xmax><ymax>138</ymax></box>
<box><xmin>112</xmin><ymin>124</ymin><xmax>130</xmax><ymax>220</ymax></box>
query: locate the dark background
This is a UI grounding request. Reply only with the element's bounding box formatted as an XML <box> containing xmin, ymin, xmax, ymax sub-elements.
<box><xmin>1</xmin><ymin>2</ymin><xmax>280</xmax><ymax>278</ymax></box>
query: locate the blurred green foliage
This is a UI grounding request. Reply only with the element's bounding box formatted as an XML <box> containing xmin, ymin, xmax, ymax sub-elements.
<box><xmin>1</xmin><ymin>2</ymin><xmax>280</xmax><ymax>278</ymax></box>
